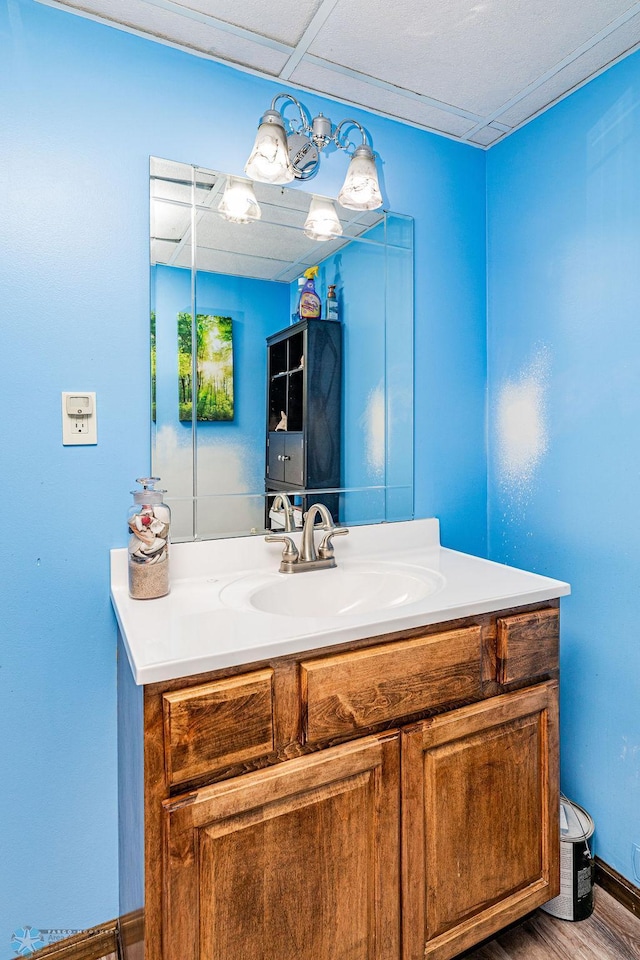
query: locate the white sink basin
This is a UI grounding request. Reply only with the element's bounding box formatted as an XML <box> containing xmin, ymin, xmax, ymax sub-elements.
<box><xmin>221</xmin><ymin>560</ymin><xmax>445</xmax><ymax>618</ymax></box>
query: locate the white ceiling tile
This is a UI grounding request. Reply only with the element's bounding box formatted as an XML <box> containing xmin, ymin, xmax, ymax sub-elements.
<box><xmin>151</xmin><ymin>199</ymin><xmax>191</xmax><ymax>241</ymax></box>
<box><xmin>54</xmin><ymin>0</ymin><xmax>289</xmax><ymax>73</ymax></box>
<box><xmin>196</xmin><ymin>248</ymin><xmax>293</xmax><ymax>279</ymax></box>
<box><xmin>45</xmin><ymin>0</ymin><xmax>640</xmax><ymax>147</ymax></box>
<box><xmin>466</xmin><ymin>126</ymin><xmax>504</xmax><ymax>147</ymax></box>
<box><xmin>308</xmin><ymin>0</ymin><xmax>639</xmax><ymax>117</ymax></box>
<box><xmin>173</xmin><ymin>0</ymin><xmax>323</xmax><ymax>47</ymax></box>
<box><xmin>289</xmin><ymin>60</ymin><xmax>478</xmax><ymax>137</ymax></box>
<box><xmin>151</xmin><ymin>238</ymin><xmax>186</xmax><ymax>264</ymax></box>
<box><xmin>493</xmin><ymin>13</ymin><xmax>640</xmax><ymax>128</ymax></box>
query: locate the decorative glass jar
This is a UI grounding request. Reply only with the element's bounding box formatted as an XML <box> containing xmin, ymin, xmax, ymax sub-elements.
<box><xmin>127</xmin><ymin>477</ymin><xmax>171</xmax><ymax>599</ymax></box>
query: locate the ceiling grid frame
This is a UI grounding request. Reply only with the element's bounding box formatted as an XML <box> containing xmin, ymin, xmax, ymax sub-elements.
<box><xmin>35</xmin><ymin>0</ymin><xmax>640</xmax><ymax>148</ymax></box>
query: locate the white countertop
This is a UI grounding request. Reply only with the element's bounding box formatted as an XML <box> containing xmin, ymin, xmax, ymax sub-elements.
<box><xmin>110</xmin><ymin>518</ymin><xmax>570</xmax><ymax>685</ymax></box>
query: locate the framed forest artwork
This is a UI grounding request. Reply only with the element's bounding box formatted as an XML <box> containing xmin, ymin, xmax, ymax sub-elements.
<box><xmin>177</xmin><ymin>312</ymin><xmax>234</xmax><ymax>421</ymax></box>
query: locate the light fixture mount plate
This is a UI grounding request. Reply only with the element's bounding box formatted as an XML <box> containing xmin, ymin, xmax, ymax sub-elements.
<box><xmin>287</xmin><ymin>133</ymin><xmax>320</xmax><ymax>180</ymax></box>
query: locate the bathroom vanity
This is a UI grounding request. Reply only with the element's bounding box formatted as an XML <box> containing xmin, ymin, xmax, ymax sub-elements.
<box><xmin>112</xmin><ymin>519</ymin><xmax>569</xmax><ymax>960</ymax></box>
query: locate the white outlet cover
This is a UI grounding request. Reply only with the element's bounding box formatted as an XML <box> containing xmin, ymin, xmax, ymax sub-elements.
<box><xmin>61</xmin><ymin>391</ymin><xmax>97</xmax><ymax>445</ymax></box>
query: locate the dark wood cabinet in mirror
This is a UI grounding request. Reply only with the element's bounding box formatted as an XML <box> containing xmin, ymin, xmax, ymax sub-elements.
<box><xmin>266</xmin><ymin>319</ymin><xmax>342</xmax><ymax>526</ymax></box>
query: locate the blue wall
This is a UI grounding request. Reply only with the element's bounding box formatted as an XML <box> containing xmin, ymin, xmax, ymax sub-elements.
<box><xmin>487</xmin><ymin>53</ymin><xmax>640</xmax><ymax>884</ymax></box>
<box><xmin>0</xmin><ymin>0</ymin><xmax>487</xmax><ymax>948</ymax></box>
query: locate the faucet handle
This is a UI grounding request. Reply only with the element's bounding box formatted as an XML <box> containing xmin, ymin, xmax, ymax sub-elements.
<box><xmin>317</xmin><ymin>526</ymin><xmax>349</xmax><ymax>560</ymax></box>
<box><xmin>265</xmin><ymin>534</ymin><xmax>299</xmax><ymax>563</ymax></box>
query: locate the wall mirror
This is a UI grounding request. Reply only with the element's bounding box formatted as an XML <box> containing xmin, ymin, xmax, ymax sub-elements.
<box><xmin>150</xmin><ymin>157</ymin><xmax>414</xmax><ymax>541</ymax></box>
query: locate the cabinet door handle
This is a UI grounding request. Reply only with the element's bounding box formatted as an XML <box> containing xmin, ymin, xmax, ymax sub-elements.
<box><xmin>278</xmin><ymin>454</ymin><xmax>291</xmax><ymax>462</ymax></box>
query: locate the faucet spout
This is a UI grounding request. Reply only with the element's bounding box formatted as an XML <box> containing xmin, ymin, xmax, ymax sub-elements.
<box><xmin>271</xmin><ymin>494</ymin><xmax>295</xmax><ymax>532</ymax></box>
<box><xmin>300</xmin><ymin>503</ymin><xmax>335</xmax><ymax>562</ymax></box>
<box><xmin>265</xmin><ymin>501</ymin><xmax>348</xmax><ymax>573</ymax></box>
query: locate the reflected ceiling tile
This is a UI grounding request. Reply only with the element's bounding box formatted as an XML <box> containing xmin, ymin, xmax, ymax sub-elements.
<box><xmin>173</xmin><ymin>246</ymin><xmax>193</xmax><ymax>269</ymax></box>
<box><xmin>150</xmin><ymin>157</ymin><xmax>193</xmax><ymax>185</ymax></box>
<box><xmin>289</xmin><ymin>60</ymin><xmax>479</xmax><ymax>137</ymax></box>
<box><xmin>151</xmin><ymin>200</ymin><xmax>191</xmax><ymax>242</ymax></box>
<box><xmin>195</xmin><ymin>247</ymin><xmax>292</xmax><ymax>280</ymax></box>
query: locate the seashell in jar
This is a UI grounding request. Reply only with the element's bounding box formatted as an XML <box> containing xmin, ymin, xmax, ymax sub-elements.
<box><xmin>149</xmin><ymin>518</ymin><xmax>166</xmax><ymax>535</ymax></box>
<box><xmin>152</xmin><ymin>503</ymin><xmax>171</xmax><ymax>524</ymax></box>
<box><xmin>129</xmin><ymin>524</ymin><xmax>155</xmax><ymax>546</ymax></box>
<box><xmin>129</xmin><ymin>534</ymin><xmax>145</xmax><ymax>556</ymax></box>
<box><xmin>141</xmin><ymin>536</ymin><xmax>166</xmax><ymax>556</ymax></box>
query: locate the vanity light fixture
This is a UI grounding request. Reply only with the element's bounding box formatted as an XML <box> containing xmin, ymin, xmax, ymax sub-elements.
<box><xmin>218</xmin><ymin>176</ymin><xmax>261</xmax><ymax>223</ymax></box>
<box><xmin>303</xmin><ymin>196</ymin><xmax>343</xmax><ymax>241</ymax></box>
<box><xmin>244</xmin><ymin>93</ymin><xmax>383</xmax><ymax>212</ymax></box>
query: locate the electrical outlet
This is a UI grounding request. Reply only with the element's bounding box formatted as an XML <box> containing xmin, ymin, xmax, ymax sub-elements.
<box><xmin>61</xmin><ymin>392</ymin><xmax>97</xmax><ymax>445</ymax></box>
<box><xmin>632</xmin><ymin>843</ymin><xmax>640</xmax><ymax>884</ymax></box>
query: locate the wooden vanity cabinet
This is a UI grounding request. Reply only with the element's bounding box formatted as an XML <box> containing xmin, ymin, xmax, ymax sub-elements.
<box><xmin>402</xmin><ymin>682</ymin><xmax>559</xmax><ymax>960</ymax></box>
<box><xmin>118</xmin><ymin>603</ymin><xmax>560</xmax><ymax>960</ymax></box>
<box><xmin>163</xmin><ymin>734</ymin><xmax>400</xmax><ymax>960</ymax></box>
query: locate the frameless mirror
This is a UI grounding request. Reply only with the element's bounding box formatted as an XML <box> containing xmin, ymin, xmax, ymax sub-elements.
<box><xmin>150</xmin><ymin>157</ymin><xmax>414</xmax><ymax>541</ymax></box>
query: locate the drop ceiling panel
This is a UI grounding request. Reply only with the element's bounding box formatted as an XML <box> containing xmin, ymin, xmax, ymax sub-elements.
<box><xmin>56</xmin><ymin>0</ymin><xmax>289</xmax><ymax>73</ymax></box>
<box><xmin>466</xmin><ymin>125</ymin><xmax>507</xmax><ymax>147</ymax></box>
<box><xmin>495</xmin><ymin>12</ymin><xmax>640</xmax><ymax>128</ymax></box>
<box><xmin>195</xmin><ymin>248</ymin><xmax>293</xmax><ymax>280</ymax></box>
<box><xmin>195</xmin><ymin>215</ymin><xmax>319</xmax><ymax>263</ymax></box>
<box><xmin>151</xmin><ymin>199</ymin><xmax>191</xmax><ymax>242</ymax></box>
<box><xmin>308</xmin><ymin>0</ymin><xmax>638</xmax><ymax>116</ymax></box>
<box><xmin>43</xmin><ymin>0</ymin><xmax>640</xmax><ymax>147</ymax></box>
<box><xmin>169</xmin><ymin>0</ymin><xmax>324</xmax><ymax>47</ymax></box>
<box><xmin>290</xmin><ymin>59</ymin><xmax>478</xmax><ymax>138</ymax></box>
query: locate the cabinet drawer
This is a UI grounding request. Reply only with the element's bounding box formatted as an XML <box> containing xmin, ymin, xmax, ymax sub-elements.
<box><xmin>162</xmin><ymin>669</ymin><xmax>274</xmax><ymax>786</ymax></box>
<box><xmin>497</xmin><ymin>607</ymin><xmax>559</xmax><ymax>684</ymax></box>
<box><xmin>301</xmin><ymin>627</ymin><xmax>483</xmax><ymax>744</ymax></box>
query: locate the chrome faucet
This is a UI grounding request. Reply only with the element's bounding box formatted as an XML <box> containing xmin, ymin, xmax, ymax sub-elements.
<box><xmin>265</xmin><ymin>502</ymin><xmax>349</xmax><ymax>573</ymax></box>
<box><xmin>271</xmin><ymin>493</ymin><xmax>295</xmax><ymax>532</ymax></box>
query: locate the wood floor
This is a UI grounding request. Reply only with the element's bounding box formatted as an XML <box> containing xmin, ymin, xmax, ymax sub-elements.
<box><xmin>84</xmin><ymin>888</ymin><xmax>639</xmax><ymax>960</ymax></box>
<box><xmin>461</xmin><ymin>888</ymin><xmax>640</xmax><ymax>959</ymax></box>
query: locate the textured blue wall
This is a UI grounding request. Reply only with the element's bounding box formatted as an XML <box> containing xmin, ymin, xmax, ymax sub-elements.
<box><xmin>487</xmin><ymin>53</ymin><xmax>640</xmax><ymax>885</ymax></box>
<box><xmin>0</xmin><ymin>0</ymin><xmax>487</xmax><ymax>946</ymax></box>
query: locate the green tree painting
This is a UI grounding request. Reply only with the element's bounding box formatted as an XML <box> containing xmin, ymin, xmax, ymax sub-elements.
<box><xmin>178</xmin><ymin>312</ymin><xmax>234</xmax><ymax>421</ymax></box>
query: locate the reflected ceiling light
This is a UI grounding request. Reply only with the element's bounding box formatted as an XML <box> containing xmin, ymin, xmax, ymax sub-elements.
<box><xmin>244</xmin><ymin>92</ymin><xmax>383</xmax><ymax>212</ymax></box>
<box><xmin>218</xmin><ymin>176</ymin><xmax>261</xmax><ymax>223</ymax></box>
<box><xmin>303</xmin><ymin>196</ymin><xmax>343</xmax><ymax>242</ymax></box>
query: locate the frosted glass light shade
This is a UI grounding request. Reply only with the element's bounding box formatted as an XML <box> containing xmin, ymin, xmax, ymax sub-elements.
<box><xmin>303</xmin><ymin>196</ymin><xmax>343</xmax><ymax>241</ymax></box>
<box><xmin>244</xmin><ymin>109</ymin><xmax>295</xmax><ymax>185</ymax></box>
<box><xmin>337</xmin><ymin>145</ymin><xmax>383</xmax><ymax>211</ymax></box>
<box><xmin>218</xmin><ymin>177</ymin><xmax>261</xmax><ymax>224</ymax></box>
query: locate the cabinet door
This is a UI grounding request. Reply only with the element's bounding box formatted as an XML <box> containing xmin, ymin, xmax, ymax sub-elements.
<box><xmin>283</xmin><ymin>432</ymin><xmax>304</xmax><ymax>485</ymax></box>
<box><xmin>267</xmin><ymin>432</ymin><xmax>286</xmax><ymax>482</ymax></box>
<box><xmin>402</xmin><ymin>681</ymin><xmax>559</xmax><ymax>960</ymax></box>
<box><xmin>267</xmin><ymin>433</ymin><xmax>304</xmax><ymax>486</ymax></box>
<box><xmin>163</xmin><ymin>733</ymin><xmax>400</xmax><ymax>960</ymax></box>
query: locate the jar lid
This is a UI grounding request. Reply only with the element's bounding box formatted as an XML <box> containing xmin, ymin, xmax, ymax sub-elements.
<box><xmin>131</xmin><ymin>476</ymin><xmax>166</xmax><ymax>503</ymax></box>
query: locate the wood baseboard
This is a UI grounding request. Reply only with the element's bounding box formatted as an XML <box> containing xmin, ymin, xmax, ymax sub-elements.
<box><xmin>595</xmin><ymin>856</ymin><xmax>640</xmax><ymax>919</ymax></box>
<box><xmin>26</xmin><ymin>859</ymin><xmax>638</xmax><ymax>960</ymax></box>
<box><xmin>32</xmin><ymin>920</ymin><xmax>118</xmax><ymax>960</ymax></box>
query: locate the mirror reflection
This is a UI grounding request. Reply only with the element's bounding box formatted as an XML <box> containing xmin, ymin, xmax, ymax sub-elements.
<box><xmin>150</xmin><ymin>157</ymin><xmax>414</xmax><ymax>541</ymax></box>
